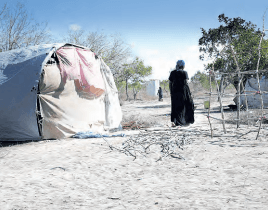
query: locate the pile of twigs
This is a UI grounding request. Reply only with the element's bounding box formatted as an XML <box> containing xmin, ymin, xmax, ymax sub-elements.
<box><xmin>103</xmin><ymin>128</ymin><xmax>198</xmax><ymax>161</ymax></box>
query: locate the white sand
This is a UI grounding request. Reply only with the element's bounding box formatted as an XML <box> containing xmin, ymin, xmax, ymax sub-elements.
<box><xmin>0</xmin><ymin>98</ymin><xmax>268</xmax><ymax>209</ymax></box>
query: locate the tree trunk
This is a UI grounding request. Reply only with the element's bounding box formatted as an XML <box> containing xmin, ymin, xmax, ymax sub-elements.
<box><xmin>218</xmin><ymin>76</ymin><xmax>225</xmax><ymax>101</ymax></box>
<box><xmin>125</xmin><ymin>79</ymin><xmax>129</xmax><ymax>101</ymax></box>
<box><xmin>133</xmin><ymin>88</ymin><xmax>137</xmax><ymax>100</ymax></box>
<box><xmin>232</xmin><ymin>76</ymin><xmax>247</xmax><ymax>93</ymax></box>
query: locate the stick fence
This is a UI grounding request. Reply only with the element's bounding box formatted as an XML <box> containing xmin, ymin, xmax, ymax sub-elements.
<box><xmin>206</xmin><ymin>14</ymin><xmax>268</xmax><ymax>140</ymax></box>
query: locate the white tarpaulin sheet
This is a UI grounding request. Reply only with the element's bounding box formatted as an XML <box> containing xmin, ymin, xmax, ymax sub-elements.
<box><xmin>0</xmin><ymin>43</ymin><xmax>122</xmax><ymax>141</ymax></box>
<box><xmin>0</xmin><ymin>44</ymin><xmax>63</xmax><ymax>140</ymax></box>
<box><xmin>240</xmin><ymin>77</ymin><xmax>268</xmax><ymax>108</ymax></box>
<box><xmin>39</xmin><ymin>53</ymin><xmax>106</xmax><ymax>139</ymax></box>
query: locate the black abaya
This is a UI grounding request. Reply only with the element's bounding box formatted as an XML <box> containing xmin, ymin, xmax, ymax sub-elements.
<box><xmin>169</xmin><ymin>70</ymin><xmax>194</xmax><ymax>126</ymax></box>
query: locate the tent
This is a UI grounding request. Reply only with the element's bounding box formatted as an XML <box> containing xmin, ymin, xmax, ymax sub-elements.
<box><xmin>0</xmin><ymin>43</ymin><xmax>122</xmax><ymax>141</ymax></box>
<box><xmin>237</xmin><ymin>77</ymin><xmax>268</xmax><ymax>108</ymax></box>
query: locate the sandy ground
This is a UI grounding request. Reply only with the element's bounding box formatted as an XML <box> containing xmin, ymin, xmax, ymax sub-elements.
<box><xmin>1</xmin><ymin>96</ymin><xmax>268</xmax><ymax>209</ymax></box>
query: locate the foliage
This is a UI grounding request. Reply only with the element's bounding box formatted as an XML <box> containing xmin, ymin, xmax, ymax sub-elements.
<box><xmin>190</xmin><ymin>71</ymin><xmax>218</xmax><ymax>90</ymax></box>
<box><xmin>160</xmin><ymin>80</ymin><xmax>169</xmax><ymax>93</ymax></box>
<box><xmin>130</xmin><ymin>81</ymin><xmax>142</xmax><ymax>100</ymax></box>
<box><xmin>199</xmin><ymin>14</ymin><xmax>268</xmax><ymax>91</ymax></box>
<box><xmin>116</xmin><ymin>80</ymin><xmax>126</xmax><ymax>91</ymax></box>
<box><xmin>119</xmin><ymin>57</ymin><xmax>152</xmax><ymax>100</ymax></box>
<box><xmin>0</xmin><ymin>2</ymin><xmax>51</xmax><ymax>51</ymax></box>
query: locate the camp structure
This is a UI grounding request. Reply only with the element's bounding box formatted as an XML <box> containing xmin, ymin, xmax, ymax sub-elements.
<box><xmin>237</xmin><ymin>77</ymin><xmax>268</xmax><ymax>108</ymax></box>
<box><xmin>0</xmin><ymin>43</ymin><xmax>122</xmax><ymax>141</ymax></box>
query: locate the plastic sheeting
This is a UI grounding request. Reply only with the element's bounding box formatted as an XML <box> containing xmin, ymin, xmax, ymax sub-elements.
<box><xmin>72</xmin><ymin>131</ymin><xmax>125</xmax><ymax>138</ymax></box>
<box><xmin>39</xmin><ymin>60</ymin><xmax>106</xmax><ymax>139</ymax></box>
<box><xmin>0</xmin><ymin>43</ymin><xmax>123</xmax><ymax>141</ymax></box>
<box><xmin>0</xmin><ymin>44</ymin><xmax>63</xmax><ymax>140</ymax></box>
<box><xmin>56</xmin><ymin>47</ymin><xmax>105</xmax><ymax>98</ymax></box>
<box><xmin>100</xmin><ymin>58</ymin><xmax>123</xmax><ymax>128</ymax></box>
<box><xmin>239</xmin><ymin>77</ymin><xmax>268</xmax><ymax>108</ymax></box>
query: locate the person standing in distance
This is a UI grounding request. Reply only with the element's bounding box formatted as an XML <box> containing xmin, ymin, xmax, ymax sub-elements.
<box><xmin>169</xmin><ymin>60</ymin><xmax>195</xmax><ymax>127</ymax></box>
<box><xmin>157</xmin><ymin>86</ymin><xmax>163</xmax><ymax>101</ymax></box>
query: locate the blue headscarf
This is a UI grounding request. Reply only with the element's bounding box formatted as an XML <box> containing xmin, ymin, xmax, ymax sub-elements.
<box><xmin>176</xmin><ymin>60</ymin><xmax>185</xmax><ymax>68</ymax></box>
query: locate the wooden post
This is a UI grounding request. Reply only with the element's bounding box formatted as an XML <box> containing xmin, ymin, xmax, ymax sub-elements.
<box><xmin>255</xmin><ymin>12</ymin><xmax>266</xmax><ymax>140</ymax></box>
<box><xmin>237</xmin><ymin>73</ymin><xmax>241</xmax><ymax>128</ymax></box>
<box><xmin>240</xmin><ymin>77</ymin><xmax>250</xmax><ymax>126</ymax></box>
<box><xmin>230</xmin><ymin>46</ymin><xmax>241</xmax><ymax>128</ymax></box>
<box><xmin>213</xmin><ymin>71</ymin><xmax>227</xmax><ymax>133</ymax></box>
<box><xmin>208</xmin><ymin>70</ymin><xmax>213</xmax><ymax>138</ymax></box>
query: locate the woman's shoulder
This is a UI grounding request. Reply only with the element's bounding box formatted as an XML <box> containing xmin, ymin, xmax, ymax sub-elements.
<box><xmin>183</xmin><ymin>70</ymin><xmax>189</xmax><ymax>78</ymax></box>
<box><xmin>177</xmin><ymin>69</ymin><xmax>188</xmax><ymax>76</ymax></box>
<box><xmin>169</xmin><ymin>70</ymin><xmax>176</xmax><ymax>80</ymax></box>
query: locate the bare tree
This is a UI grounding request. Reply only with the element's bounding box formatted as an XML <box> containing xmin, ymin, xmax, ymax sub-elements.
<box><xmin>0</xmin><ymin>2</ymin><xmax>51</xmax><ymax>52</ymax></box>
<box><xmin>85</xmin><ymin>32</ymin><xmax>132</xmax><ymax>79</ymax></box>
<box><xmin>0</xmin><ymin>3</ymin><xmax>7</xmax><ymax>20</ymax></box>
<box><xmin>85</xmin><ymin>31</ymin><xmax>109</xmax><ymax>55</ymax></box>
<box><xmin>63</xmin><ymin>29</ymin><xmax>86</xmax><ymax>46</ymax></box>
<box><xmin>102</xmin><ymin>34</ymin><xmax>132</xmax><ymax>79</ymax></box>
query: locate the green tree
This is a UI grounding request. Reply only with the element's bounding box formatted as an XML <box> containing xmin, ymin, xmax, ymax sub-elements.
<box><xmin>199</xmin><ymin>14</ymin><xmax>268</xmax><ymax>92</ymax></box>
<box><xmin>191</xmin><ymin>71</ymin><xmax>217</xmax><ymax>90</ymax></box>
<box><xmin>160</xmin><ymin>80</ymin><xmax>170</xmax><ymax>94</ymax></box>
<box><xmin>120</xmin><ymin>57</ymin><xmax>152</xmax><ymax>100</ymax></box>
<box><xmin>130</xmin><ymin>81</ymin><xmax>142</xmax><ymax>100</ymax></box>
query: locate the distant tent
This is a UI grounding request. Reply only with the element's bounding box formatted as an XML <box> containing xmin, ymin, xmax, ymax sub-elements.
<box><xmin>0</xmin><ymin>43</ymin><xmax>122</xmax><ymax>141</ymax></box>
<box><xmin>236</xmin><ymin>77</ymin><xmax>268</xmax><ymax>108</ymax></box>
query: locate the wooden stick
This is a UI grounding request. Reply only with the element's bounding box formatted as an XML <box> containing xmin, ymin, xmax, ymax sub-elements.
<box><xmin>212</xmin><ymin>71</ymin><xmax>226</xmax><ymax>133</ymax></box>
<box><xmin>214</xmin><ymin>69</ymin><xmax>268</xmax><ymax>75</ymax></box>
<box><xmin>230</xmin><ymin>46</ymin><xmax>241</xmax><ymax>128</ymax></box>
<box><xmin>204</xmin><ymin>91</ymin><xmax>268</xmax><ymax>97</ymax></box>
<box><xmin>256</xmin><ymin>10</ymin><xmax>267</xmax><ymax>140</ymax></box>
<box><xmin>240</xmin><ymin>75</ymin><xmax>250</xmax><ymax>126</ymax></box>
<box><xmin>208</xmin><ymin>72</ymin><xmax>213</xmax><ymax>138</ymax></box>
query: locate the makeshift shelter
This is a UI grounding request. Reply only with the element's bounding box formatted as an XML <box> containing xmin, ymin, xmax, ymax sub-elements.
<box><xmin>0</xmin><ymin>43</ymin><xmax>122</xmax><ymax>141</ymax></box>
<box><xmin>238</xmin><ymin>77</ymin><xmax>268</xmax><ymax>108</ymax></box>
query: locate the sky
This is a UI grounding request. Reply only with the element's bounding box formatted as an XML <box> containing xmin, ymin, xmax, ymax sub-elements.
<box><xmin>1</xmin><ymin>0</ymin><xmax>268</xmax><ymax>80</ymax></box>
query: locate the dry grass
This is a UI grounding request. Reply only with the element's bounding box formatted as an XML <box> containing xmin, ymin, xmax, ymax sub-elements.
<box><xmin>118</xmin><ymin>88</ymin><xmax>160</xmax><ymax>103</ymax></box>
<box><xmin>225</xmin><ymin>108</ymin><xmax>268</xmax><ymax>125</ymax></box>
<box><xmin>137</xmin><ymin>89</ymin><xmax>159</xmax><ymax>101</ymax></box>
<box><xmin>121</xmin><ymin>113</ymin><xmax>160</xmax><ymax>130</ymax></box>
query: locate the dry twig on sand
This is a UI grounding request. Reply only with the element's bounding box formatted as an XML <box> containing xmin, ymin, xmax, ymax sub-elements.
<box><xmin>102</xmin><ymin>128</ymin><xmax>199</xmax><ymax>161</ymax></box>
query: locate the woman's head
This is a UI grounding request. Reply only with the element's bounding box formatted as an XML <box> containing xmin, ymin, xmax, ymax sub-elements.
<box><xmin>176</xmin><ymin>60</ymin><xmax>185</xmax><ymax>70</ymax></box>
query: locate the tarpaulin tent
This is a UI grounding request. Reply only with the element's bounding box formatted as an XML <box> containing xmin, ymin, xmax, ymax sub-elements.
<box><xmin>237</xmin><ymin>77</ymin><xmax>268</xmax><ymax>109</ymax></box>
<box><xmin>0</xmin><ymin>43</ymin><xmax>122</xmax><ymax>141</ymax></box>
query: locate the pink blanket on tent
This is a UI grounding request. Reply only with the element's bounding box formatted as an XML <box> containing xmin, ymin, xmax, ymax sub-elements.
<box><xmin>56</xmin><ymin>47</ymin><xmax>105</xmax><ymax>97</ymax></box>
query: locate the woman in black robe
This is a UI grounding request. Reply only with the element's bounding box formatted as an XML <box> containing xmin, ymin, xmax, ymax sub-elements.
<box><xmin>169</xmin><ymin>60</ymin><xmax>194</xmax><ymax>126</ymax></box>
<box><xmin>157</xmin><ymin>87</ymin><xmax>163</xmax><ymax>101</ymax></box>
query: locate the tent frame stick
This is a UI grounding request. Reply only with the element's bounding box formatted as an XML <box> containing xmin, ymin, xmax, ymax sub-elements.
<box><xmin>213</xmin><ymin>70</ymin><xmax>226</xmax><ymax>133</ymax></box>
<box><xmin>207</xmin><ymin>72</ymin><xmax>213</xmax><ymax>138</ymax></box>
<box><xmin>255</xmin><ymin>12</ymin><xmax>267</xmax><ymax>140</ymax></box>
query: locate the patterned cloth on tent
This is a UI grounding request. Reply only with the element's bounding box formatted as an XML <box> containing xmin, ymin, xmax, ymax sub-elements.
<box><xmin>56</xmin><ymin>46</ymin><xmax>105</xmax><ymax>98</ymax></box>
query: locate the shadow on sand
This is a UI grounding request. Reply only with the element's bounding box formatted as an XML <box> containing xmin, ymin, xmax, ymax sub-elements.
<box><xmin>0</xmin><ymin>140</ymin><xmax>41</xmax><ymax>147</ymax></box>
<box><xmin>137</xmin><ymin>105</ymin><xmax>171</xmax><ymax>109</ymax></box>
